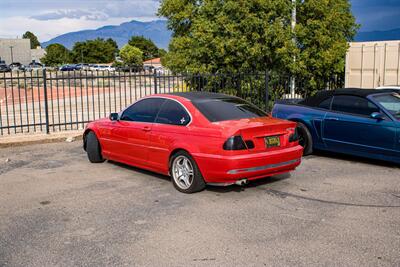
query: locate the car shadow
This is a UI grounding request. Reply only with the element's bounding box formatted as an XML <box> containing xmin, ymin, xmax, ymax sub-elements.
<box><xmin>206</xmin><ymin>173</ymin><xmax>292</xmax><ymax>193</ymax></box>
<box><xmin>106</xmin><ymin>160</ymin><xmax>171</xmax><ymax>182</ymax></box>
<box><xmin>106</xmin><ymin>160</ymin><xmax>292</xmax><ymax>193</ymax></box>
<box><xmin>312</xmin><ymin>150</ymin><xmax>400</xmax><ymax>169</ymax></box>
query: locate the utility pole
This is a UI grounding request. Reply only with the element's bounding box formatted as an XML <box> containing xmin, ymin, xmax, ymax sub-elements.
<box><xmin>290</xmin><ymin>0</ymin><xmax>296</xmax><ymax>97</ymax></box>
<box><xmin>9</xmin><ymin>46</ymin><xmax>14</xmax><ymax>64</ymax></box>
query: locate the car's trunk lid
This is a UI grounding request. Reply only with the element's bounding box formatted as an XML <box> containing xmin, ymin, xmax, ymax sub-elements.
<box><xmin>215</xmin><ymin>117</ymin><xmax>297</xmax><ymax>152</ymax></box>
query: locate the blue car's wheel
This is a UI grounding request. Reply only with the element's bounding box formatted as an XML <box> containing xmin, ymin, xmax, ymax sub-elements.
<box><xmin>297</xmin><ymin>122</ymin><xmax>313</xmax><ymax>156</ymax></box>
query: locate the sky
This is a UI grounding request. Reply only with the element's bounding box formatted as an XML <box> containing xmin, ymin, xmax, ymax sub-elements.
<box><xmin>0</xmin><ymin>0</ymin><xmax>399</xmax><ymax>42</ymax></box>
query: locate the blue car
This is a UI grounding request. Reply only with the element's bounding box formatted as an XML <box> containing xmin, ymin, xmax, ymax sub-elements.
<box><xmin>272</xmin><ymin>89</ymin><xmax>400</xmax><ymax>164</ymax></box>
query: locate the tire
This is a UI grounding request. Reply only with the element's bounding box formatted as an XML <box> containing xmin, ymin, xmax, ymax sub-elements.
<box><xmin>296</xmin><ymin>122</ymin><xmax>313</xmax><ymax>156</ymax></box>
<box><xmin>86</xmin><ymin>131</ymin><xmax>105</xmax><ymax>163</ymax></box>
<box><xmin>170</xmin><ymin>151</ymin><xmax>206</xmax><ymax>193</ymax></box>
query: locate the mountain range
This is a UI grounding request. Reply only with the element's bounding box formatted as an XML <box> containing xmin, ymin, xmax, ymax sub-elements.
<box><xmin>42</xmin><ymin>19</ymin><xmax>400</xmax><ymax>50</ymax></box>
<box><xmin>42</xmin><ymin>20</ymin><xmax>172</xmax><ymax>49</ymax></box>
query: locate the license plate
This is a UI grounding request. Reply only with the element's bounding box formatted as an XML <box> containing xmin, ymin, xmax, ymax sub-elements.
<box><xmin>265</xmin><ymin>136</ymin><xmax>280</xmax><ymax>148</ymax></box>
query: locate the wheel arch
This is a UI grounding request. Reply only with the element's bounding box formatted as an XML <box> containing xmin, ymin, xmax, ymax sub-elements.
<box><xmin>168</xmin><ymin>148</ymin><xmax>192</xmax><ymax>168</ymax></box>
<box><xmin>83</xmin><ymin>127</ymin><xmax>101</xmax><ymax>151</ymax></box>
<box><xmin>287</xmin><ymin>117</ymin><xmax>314</xmax><ymax>135</ymax></box>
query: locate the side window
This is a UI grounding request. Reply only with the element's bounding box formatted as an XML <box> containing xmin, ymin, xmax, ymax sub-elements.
<box><xmin>331</xmin><ymin>95</ymin><xmax>379</xmax><ymax>116</ymax></box>
<box><xmin>120</xmin><ymin>98</ymin><xmax>166</xmax><ymax>122</ymax></box>
<box><xmin>155</xmin><ymin>100</ymin><xmax>191</xmax><ymax>126</ymax></box>
<box><xmin>318</xmin><ymin>97</ymin><xmax>332</xmax><ymax>110</ymax></box>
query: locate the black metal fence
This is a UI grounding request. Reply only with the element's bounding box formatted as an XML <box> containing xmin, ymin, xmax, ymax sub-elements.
<box><xmin>0</xmin><ymin>69</ymin><xmax>344</xmax><ymax>136</ymax></box>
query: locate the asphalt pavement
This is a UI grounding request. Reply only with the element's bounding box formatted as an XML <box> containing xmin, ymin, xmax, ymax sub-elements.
<box><xmin>0</xmin><ymin>141</ymin><xmax>399</xmax><ymax>266</ymax></box>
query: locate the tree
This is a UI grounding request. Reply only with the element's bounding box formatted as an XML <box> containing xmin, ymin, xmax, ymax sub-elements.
<box><xmin>159</xmin><ymin>0</ymin><xmax>358</xmax><ymax>92</ymax></box>
<box><xmin>70</xmin><ymin>38</ymin><xmax>119</xmax><ymax>63</ymax></box>
<box><xmin>22</xmin><ymin>31</ymin><xmax>41</xmax><ymax>49</ymax></box>
<box><xmin>119</xmin><ymin>44</ymin><xmax>143</xmax><ymax>66</ymax></box>
<box><xmin>106</xmin><ymin>38</ymin><xmax>119</xmax><ymax>54</ymax></box>
<box><xmin>41</xmin><ymin>44</ymin><xmax>71</xmax><ymax>66</ymax></box>
<box><xmin>128</xmin><ymin>36</ymin><xmax>161</xmax><ymax>61</ymax></box>
<box><xmin>295</xmin><ymin>0</ymin><xmax>359</xmax><ymax>89</ymax></box>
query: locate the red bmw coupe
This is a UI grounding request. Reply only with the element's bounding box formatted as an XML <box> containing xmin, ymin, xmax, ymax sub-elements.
<box><xmin>83</xmin><ymin>92</ymin><xmax>303</xmax><ymax>193</ymax></box>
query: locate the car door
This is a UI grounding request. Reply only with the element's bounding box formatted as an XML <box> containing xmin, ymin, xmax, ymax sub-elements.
<box><xmin>109</xmin><ymin>98</ymin><xmax>166</xmax><ymax>166</ymax></box>
<box><xmin>149</xmin><ymin>99</ymin><xmax>191</xmax><ymax>173</ymax></box>
<box><xmin>323</xmin><ymin>95</ymin><xmax>397</xmax><ymax>156</ymax></box>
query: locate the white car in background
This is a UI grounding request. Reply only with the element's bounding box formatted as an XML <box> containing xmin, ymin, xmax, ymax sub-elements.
<box><xmin>377</xmin><ymin>86</ymin><xmax>400</xmax><ymax>91</ymax></box>
<box><xmin>89</xmin><ymin>65</ymin><xmax>115</xmax><ymax>72</ymax></box>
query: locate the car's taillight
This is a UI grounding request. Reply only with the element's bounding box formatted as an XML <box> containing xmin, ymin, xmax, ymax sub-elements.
<box><xmin>289</xmin><ymin>127</ymin><xmax>299</xmax><ymax>142</ymax></box>
<box><xmin>245</xmin><ymin>140</ymin><xmax>255</xmax><ymax>149</ymax></box>
<box><xmin>223</xmin><ymin>135</ymin><xmax>247</xmax><ymax>150</ymax></box>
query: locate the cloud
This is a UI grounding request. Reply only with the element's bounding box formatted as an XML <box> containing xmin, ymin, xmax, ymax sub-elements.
<box><xmin>0</xmin><ymin>16</ymin><xmax>137</xmax><ymax>41</ymax></box>
<box><xmin>31</xmin><ymin>10</ymin><xmax>109</xmax><ymax>21</ymax></box>
<box><xmin>27</xmin><ymin>0</ymin><xmax>160</xmax><ymax>22</ymax></box>
<box><xmin>0</xmin><ymin>0</ymin><xmax>162</xmax><ymax>40</ymax></box>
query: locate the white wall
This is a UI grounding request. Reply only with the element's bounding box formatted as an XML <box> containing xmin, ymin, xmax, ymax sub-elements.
<box><xmin>345</xmin><ymin>41</ymin><xmax>400</xmax><ymax>88</ymax></box>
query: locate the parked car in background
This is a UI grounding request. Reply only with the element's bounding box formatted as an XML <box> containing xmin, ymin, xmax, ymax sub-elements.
<box><xmin>272</xmin><ymin>88</ymin><xmax>400</xmax><ymax>164</ymax></box>
<box><xmin>0</xmin><ymin>63</ymin><xmax>11</xmax><ymax>73</ymax></box>
<box><xmin>89</xmin><ymin>65</ymin><xmax>99</xmax><ymax>71</ymax></box>
<box><xmin>101</xmin><ymin>65</ymin><xmax>115</xmax><ymax>72</ymax></box>
<box><xmin>26</xmin><ymin>62</ymin><xmax>43</xmax><ymax>71</ymax></box>
<box><xmin>377</xmin><ymin>86</ymin><xmax>400</xmax><ymax>92</ymax></box>
<box><xmin>75</xmin><ymin>63</ymin><xmax>90</xmax><ymax>71</ymax></box>
<box><xmin>89</xmin><ymin>65</ymin><xmax>115</xmax><ymax>72</ymax></box>
<box><xmin>59</xmin><ymin>64</ymin><xmax>78</xmax><ymax>71</ymax></box>
<box><xmin>114</xmin><ymin>65</ymin><xmax>143</xmax><ymax>72</ymax></box>
<box><xmin>154</xmin><ymin>66</ymin><xmax>166</xmax><ymax>75</ymax></box>
<box><xmin>143</xmin><ymin>65</ymin><xmax>155</xmax><ymax>72</ymax></box>
<box><xmin>84</xmin><ymin>92</ymin><xmax>303</xmax><ymax>193</ymax></box>
<box><xmin>9</xmin><ymin>62</ymin><xmax>25</xmax><ymax>71</ymax></box>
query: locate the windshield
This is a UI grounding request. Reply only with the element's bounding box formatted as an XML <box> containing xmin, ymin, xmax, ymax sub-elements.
<box><xmin>373</xmin><ymin>93</ymin><xmax>400</xmax><ymax>120</ymax></box>
<box><xmin>193</xmin><ymin>97</ymin><xmax>267</xmax><ymax>122</ymax></box>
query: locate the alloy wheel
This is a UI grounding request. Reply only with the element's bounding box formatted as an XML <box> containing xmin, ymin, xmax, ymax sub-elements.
<box><xmin>172</xmin><ymin>155</ymin><xmax>194</xmax><ymax>190</ymax></box>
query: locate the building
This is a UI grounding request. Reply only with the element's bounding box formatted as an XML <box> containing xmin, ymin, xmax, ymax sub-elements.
<box><xmin>143</xmin><ymin>57</ymin><xmax>162</xmax><ymax>68</ymax></box>
<box><xmin>0</xmin><ymin>38</ymin><xmax>46</xmax><ymax>65</ymax></box>
<box><xmin>0</xmin><ymin>38</ymin><xmax>31</xmax><ymax>65</ymax></box>
<box><xmin>31</xmin><ymin>46</ymin><xmax>46</xmax><ymax>63</ymax></box>
<box><xmin>345</xmin><ymin>40</ymin><xmax>400</xmax><ymax>88</ymax></box>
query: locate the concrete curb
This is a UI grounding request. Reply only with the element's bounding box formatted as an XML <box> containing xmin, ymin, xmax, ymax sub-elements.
<box><xmin>0</xmin><ymin>131</ymin><xmax>83</xmax><ymax>148</ymax></box>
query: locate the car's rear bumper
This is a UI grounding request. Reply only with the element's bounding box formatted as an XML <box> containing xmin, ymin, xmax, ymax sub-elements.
<box><xmin>192</xmin><ymin>145</ymin><xmax>303</xmax><ymax>184</ymax></box>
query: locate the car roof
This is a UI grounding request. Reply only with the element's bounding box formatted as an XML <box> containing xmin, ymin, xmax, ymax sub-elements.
<box><xmin>300</xmin><ymin>88</ymin><xmax>398</xmax><ymax>107</ymax></box>
<box><xmin>168</xmin><ymin>92</ymin><xmax>239</xmax><ymax>102</ymax></box>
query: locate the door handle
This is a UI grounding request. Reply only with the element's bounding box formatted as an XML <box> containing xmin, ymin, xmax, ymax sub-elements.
<box><xmin>142</xmin><ymin>126</ymin><xmax>151</xmax><ymax>132</ymax></box>
<box><xmin>326</xmin><ymin>117</ymin><xmax>339</xmax><ymax>121</ymax></box>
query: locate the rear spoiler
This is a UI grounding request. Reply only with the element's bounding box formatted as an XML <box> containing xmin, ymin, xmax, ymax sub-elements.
<box><xmin>275</xmin><ymin>98</ymin><xmax>303</xmax><ymax>105</ymax></box>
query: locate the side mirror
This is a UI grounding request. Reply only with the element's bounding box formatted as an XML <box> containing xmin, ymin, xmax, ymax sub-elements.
<box><xmin>109</xmin><ymin>113</ymin><xmax>119</xmax><ymax>121</ymax></box>
<box><xmin>371</xmin><ymin>112</ymin><xmax>384</xmax><ymax>120</ymax></box>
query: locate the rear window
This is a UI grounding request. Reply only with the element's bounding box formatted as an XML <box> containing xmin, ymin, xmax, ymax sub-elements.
<box><xmin>193</xmin><ymin>98</ymin><xmax>267</xmax><ymax>122</ymax></box>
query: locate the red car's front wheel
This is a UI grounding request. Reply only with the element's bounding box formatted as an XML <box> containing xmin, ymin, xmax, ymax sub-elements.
<box><xmin>86</xmin><ymin>131</ymin><xmax>105</xmax><ymax>163</ymax></box>
<box><xmin>170</xmin><ymin>151</ymin><xmax>206</xmax><ymax>193</ymax></box>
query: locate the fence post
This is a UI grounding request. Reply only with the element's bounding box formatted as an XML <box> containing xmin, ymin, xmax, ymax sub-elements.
<box><xmin>42</xmin><ymin>68</ymin><xmax>50</xmax><ymax>134</ymax></box>
<box><xmin>153</xmin><ymin>68</ymin><xmax>158</xmax><ymax>94</ymax></box>
<box><xmin>265</xmin><ymin>70</ymin><xmax>269</xmax><ymax>112</ymax></box>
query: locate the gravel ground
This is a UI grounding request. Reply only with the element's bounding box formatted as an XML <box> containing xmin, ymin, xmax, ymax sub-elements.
<box><xmin>0</xmin><ymin>141</ymin><xmax>399</xmax><ymax>267</ymax></box>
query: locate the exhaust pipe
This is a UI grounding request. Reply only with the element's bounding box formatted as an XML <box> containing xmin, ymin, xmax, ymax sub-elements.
<box><xmin>235</xmin><ymin>179</ymin><xmax>249</xmax><ymax>186</ymax></box>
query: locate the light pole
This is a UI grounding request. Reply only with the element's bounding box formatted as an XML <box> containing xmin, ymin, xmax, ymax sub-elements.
<box><xmin>290</xmin><ymin>0</ymin><xmax>296</xmax><ymax>97</ymax></box>
<box><xmin>9</xmin><ymin>46</ymin><xmax>14</xmax><ymax>64</ymax></box>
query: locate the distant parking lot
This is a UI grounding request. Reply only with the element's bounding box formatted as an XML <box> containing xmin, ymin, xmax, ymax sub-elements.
<box><xmin>0</xmin><ymin>141</ymin><xmax>399</xmax><ymax>266</ymax></box>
